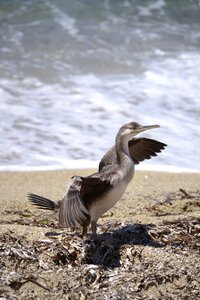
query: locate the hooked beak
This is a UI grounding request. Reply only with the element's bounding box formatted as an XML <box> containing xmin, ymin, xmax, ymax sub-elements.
<box><xmin>134</xmin><ymin>124</ymin><xmax>160</xmax><ymax>134</ymax></box>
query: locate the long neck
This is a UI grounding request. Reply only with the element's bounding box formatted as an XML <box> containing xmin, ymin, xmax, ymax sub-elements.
<box><xmin>115</xmin><ymin>133</ymin><xmax>133</xmax><ymax>168</ymax></box>
<box><xmin>115</xmin><ymin>133</ymin><xmax>134</xmax><ymax>183</ymax></box>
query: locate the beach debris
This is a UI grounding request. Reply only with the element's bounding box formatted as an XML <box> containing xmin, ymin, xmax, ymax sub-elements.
<box><xmin>146</xmin><ymin>189</ymin><xmax>200</xmax><ymax>216</ymax></box>
<box><xmin>179</xmin><ymin>188</ymin><xmax>193</xmax><ymax>199</ymax></box>
<box><xmin>0</xmin><ymin>216</ymin><xmax>199</xmax><ymax>299</ymax></box>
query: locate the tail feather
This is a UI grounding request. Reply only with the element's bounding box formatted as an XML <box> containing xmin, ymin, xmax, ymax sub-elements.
<box><xmin>27</xmin><ymin>193</ymin><xmax>59</xmax><ymax>211</ymax></box>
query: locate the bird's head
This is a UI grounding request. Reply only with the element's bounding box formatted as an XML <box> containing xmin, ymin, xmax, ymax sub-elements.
<box><xmin>115</xmin><ymin>121</ymin><xmax>160</xmax><ymax>158</ymax></box>
<box><xmin>119</xmin><ymin>122</ymin><xmax>160</xmax><ymax>139</ymax></box>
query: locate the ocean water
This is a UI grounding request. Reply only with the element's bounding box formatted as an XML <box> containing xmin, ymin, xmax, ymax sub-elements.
<box><xmin>0</xmin><ymin>0</ymin><xmax>200</xmax><ymax>172</ymax></box>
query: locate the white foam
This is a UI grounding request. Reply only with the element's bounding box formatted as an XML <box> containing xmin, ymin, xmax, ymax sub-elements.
<box><xmin>0</xmin><ymin>160</ymin><xmax>198</xmax><ymax>174</ymax></box>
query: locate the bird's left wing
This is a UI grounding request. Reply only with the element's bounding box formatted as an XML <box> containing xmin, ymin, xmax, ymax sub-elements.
<box><xmin>128</xmin><ymin>138</ymin><xmax>167</xmax><ymax>164</ymax></box>
<box><xmin>99</xmin><ymin>138</ymin><xmax>167</xmax><ymax>170</ymax></box>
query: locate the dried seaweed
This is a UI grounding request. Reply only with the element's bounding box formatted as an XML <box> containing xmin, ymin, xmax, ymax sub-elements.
<box><xmin>0</xmin><ymin>209</ymin><xmax>59</xmax><ymax>229</ymax></box>
<box><xmin>147</xmin><ymin>189</ymin><xmax>200</xmax><ymax>216</ymax></box>
<box><xmin>0</xmin><ymin>216</ymin><xmax>200</xmax><ymax>299</ymax></box>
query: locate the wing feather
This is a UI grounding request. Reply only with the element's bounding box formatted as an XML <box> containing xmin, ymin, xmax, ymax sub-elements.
<box><xmin>99</xmin><ymin>138</ymin><xmax>167</xmax><ymax>170</ymax></box>
<box><xmin>128</xmin><ymin>138</ymin><xmax>167</xmax><ymax>164</ymax></box>
<box><xmin>80</xmin><ymin>174</ymin><xmax>112</xmax><ymax>203</ymax></box>
<box><xmin>59</xmin><ymin>176</ymin><xmax>89</xmax><ymax>228</ymax></box>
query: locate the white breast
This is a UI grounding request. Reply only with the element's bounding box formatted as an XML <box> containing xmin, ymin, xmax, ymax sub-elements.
<box><xmin>89</xmin><ymin>181</ymin><xmax>128</xmax><ymax>222</ymax></box>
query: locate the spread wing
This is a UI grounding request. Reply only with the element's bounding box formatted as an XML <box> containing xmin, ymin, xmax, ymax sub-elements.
<box><xmin>99</xmin><ymin>138</ymin><xmax>167</xmax><ymax>170</ymax></box>
<box><xmin>59</xmin><ymin>171</ymin><xmax>113</xmax><ymax>228</ymax></box>
<box><xmin>59</xmin><ymin>176</ymin><xmax>89</xmax><ymax>228</ymax></box>
<box><xmin>128</xmin><ymin>138</ymin><xmax>167</xmax><ymax>164</ymax></box>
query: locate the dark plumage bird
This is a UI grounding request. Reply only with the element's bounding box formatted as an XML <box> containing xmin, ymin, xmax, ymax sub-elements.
<box><xmin>28</xmin><ymin>121</ymin><xmax>166</xmax><ymax>237</ymax></box>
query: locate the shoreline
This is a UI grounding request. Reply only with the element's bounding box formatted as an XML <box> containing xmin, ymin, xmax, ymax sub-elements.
<box><xmin>0</xmin><ymin>163</ymin><xmax>199</xmax><ymax>173</ymax></box>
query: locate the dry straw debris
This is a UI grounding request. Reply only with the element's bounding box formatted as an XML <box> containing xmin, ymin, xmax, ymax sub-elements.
<box><xmin>0</xmin><ymin>189</ymin><xmax>200</xmax><ymax>299</ymax></box>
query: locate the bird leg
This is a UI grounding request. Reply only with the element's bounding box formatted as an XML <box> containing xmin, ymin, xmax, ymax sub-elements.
<box><xmin>91</xmin><ymin>221</ymin><xmax>97</xmax><ymax>235</ymax></box>
<box><xmin>82</xmin><ymin>225</ymin><xmax>88</xmax><ymax>238</ymax></box>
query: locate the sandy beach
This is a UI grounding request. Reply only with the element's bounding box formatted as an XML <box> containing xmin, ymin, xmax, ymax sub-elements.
<box><xmin>0</xmin><ymin>169</ymin><xmax>200</xmax><ymax>299</ymax></box>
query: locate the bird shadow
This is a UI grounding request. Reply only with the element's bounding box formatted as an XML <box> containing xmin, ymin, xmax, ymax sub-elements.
<box><xmin>83</xmin><ymin>223</ymin><xmax>163</xmax><ymax>268</ymax></box>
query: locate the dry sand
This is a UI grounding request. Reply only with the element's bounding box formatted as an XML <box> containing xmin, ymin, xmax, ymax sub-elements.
<box><xmin>0</xmin><ymin>169</ymin><xmax>199</xmax><ymax>299</ymax></box>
